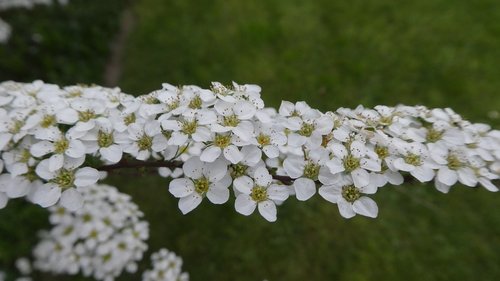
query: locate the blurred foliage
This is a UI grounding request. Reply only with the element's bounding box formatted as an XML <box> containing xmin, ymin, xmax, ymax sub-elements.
<box><xmin>0</xmin><ymin>0</ymin><xmax>129</xmax><ymax>85</ymax></box>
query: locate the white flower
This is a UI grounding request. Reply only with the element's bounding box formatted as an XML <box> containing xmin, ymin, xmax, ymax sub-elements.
<box><xmin>142</xmin><ymin>248</ymin><xmax>189</xmax><ymax>281</ymax></box>
<box><xmin>200</xmin><ymin>133</ymin><xmax>243</xmax><ymax>164</ymax></box>
<box><xmin>326</xmin><ymin>140</ymin><xmax>381</xmax><ymax>187</ymax></box>
<box><xmin>283</xmin><ymin>147</ymin><xmax>329</xmax><ymax>201</ymax></box>
<box><xmin>120</xmin><ymin>120</ymin><xmax>161</xmax><ymax>160</ymax></box>
<box><xmin>319</xmin><ymin>174</ymin><xmax>378</xmax><ymax>218</ymax></box>
<box><xmin>30</xmin><ymin>130</ymin><xmax>86</xmax><ymax>172</ymax></box>
<box><xmin>391</xmin><ymin>142</ymin><xmax>437</xmax><ymax>182</ymax></box>
<box><xmin>233</xmin><ymin>166</ymin><xmax>289</xmax><ymax>222</ymax></box>
<box><xmin>169</xmin><ymin>157</ymin><xmax>231</xmax><ymax>214</ymax></box>
<box><xmin>33</xmin><ymin>157</ymin><xmax>99</xmax><ymax>210</ymax></box>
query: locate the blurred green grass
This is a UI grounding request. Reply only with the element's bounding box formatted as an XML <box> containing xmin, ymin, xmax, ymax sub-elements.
<box><xmin>0</xmin><ymin>0</ymin><xmax>499</xmax><ymax>280</ymax></box>
<box><xmin>118</xmin><ymin>0</ymin><xmax>500</xmax><ymax>280</ymax></box>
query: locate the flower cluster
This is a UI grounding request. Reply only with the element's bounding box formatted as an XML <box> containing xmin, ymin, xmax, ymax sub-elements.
<box><xmin>142</xmin><ymin>248</ymin><xmax>189</xmax><ymax>281</ymax></box>
<box><xmin>0</xmin><ymin>0</ymin><xmax>69</xmax><ymax>43</ymax></box>
<box><xmin>32</xmin><ymin>183</ymin><xmax>149</xmax><ymax>281</ymax></box>
<box><xmin>0</xmin><ymin>80</ymin><xmax>498</xmax><ymax>222</ymax></box>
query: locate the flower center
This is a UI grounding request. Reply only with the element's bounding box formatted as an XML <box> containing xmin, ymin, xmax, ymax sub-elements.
<box><xmin>342</xmin><ymin>184</ymin><xmax>360</xmax><ymax>203</ymax></box>
<box><xmin>404</xmin><ymin>153</ymin><xmax>421</xmax><ymax>166</ymax></box>
<box><xmin>426</xmin><ymin>128</ymin><xmax>443</xmax><ymax>143</ymax></box>
<box><xmin>230</xmin><ymin>163</ymin><xmax>248</xmax><ymax>178</ymax></box>
<box><xmin>168</xmin><ymin>99</ymin><xmax>180</xmax><ymax>110</ymax></box>
<box><xmin>40</xmin><ymin>114</ymin><xmax>56</xmax><ymax>128</ymax></box>
<box><xmin>303</xmin><ymin>161</ymin><xmax>320</xmax><ymax>179</ymax></box>
<box><xmin>9</xmin><ymin>119</ymin><xmax>24</xmax><ymax>134</ymax></box>
<box><xmin>137</xmin><ymin>134</ymin><xmax>153</xmax><ymax>151</ymax></box>
<box><xmin>123</xmin><ymin>113</ymin><xmax>136</xmax><ymax>125</ymax></box>
<box><xmin>188</xmin><ymin>96</ymin><xmax>202</xmax><ymax>109</ymax></box>
<box><xmin>78</xmin><ymin>110</ymin><xmax>96</xmax><ymax>122</ymax></box>
<box><xmin>194</xmin><ymin>177</ymin><xmax>210</xmax><ymax>195</ymax></box>
<box><xmin>223</xmin><ymin>114</ymin><xmax>240</xmax><ymax>127</ymax></box>
<box><xmin>299</xmin><ymin>122</ymin><xmax>315</xmax><ymax>137</ymax></box>
<box><xmin>447</xmin><ymin>154</ymin><xmax>463</xmax><ymax>170</ymax></box>
<box><xmin>251</xmin><ymin>186</ymin><xmax>268</xmax><ymax>202</ymax></box>
<box><xmin>97</xmin><ymin>130</ymin><xmax>114</xmax><ymax>147</ymax></box>
<box><xmin>181</xmin><ymin>120</ymin><xmax>198</xmax><ymax>135</ymax></box>
<box><xmin>343</xmin><ymin>154</ymin><xmax>360</xmax><ymax>172</ymax></box>
<box><xmin>214</xmin><ymin>134</ymin><xmax>231</xmax><ymax>148</ymax></box>
<box><xmin>52</xmin><ymin>169</ymin><xmax>75</xmax><ymax>189</ymax></box>
<box><xmin>54</xmin><ymin>138</ymin><xmax>69</xmax><ymax>154</ymax></box>
<box><xmin>375</xmin><ymin>146</ymin><xmax>389</xmax><ymax>159</ymax></box>
<box><xmin>256</xmin><ymin>133</ymin><xmax>271</xmax><ymax>146</ymax></box>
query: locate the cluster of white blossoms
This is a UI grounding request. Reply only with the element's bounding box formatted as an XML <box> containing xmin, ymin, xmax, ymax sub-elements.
<box><xmin>0</xmin><ymin>0</ymin><xmax>69</xmax><ymax>43</ymax></box>
<box><xmin>0</xmin><ymin>80</ymin><xmax>499</xmax><ymax>222</ymax></box>
<box><xmin>142</xmin><ymin>248</ymin><xmax>189</xmax><ymax>281</ymax></box>
<box><xmin>32</xmin><ymin>183</ymin><xmax>149</xmax><ymax>281</ymax></box>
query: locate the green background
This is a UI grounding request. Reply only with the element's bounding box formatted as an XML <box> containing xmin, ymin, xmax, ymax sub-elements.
<box><xmin>1</xmin><ymin>0</ymin><xmax>499</xmax><ymax>280</ymax></box>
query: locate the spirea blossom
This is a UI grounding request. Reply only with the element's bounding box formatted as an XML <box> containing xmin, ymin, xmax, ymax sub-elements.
<box><xmin>33</xmin><ymin>183</ymin><xmax>149</xmax><ymax>281</ymax></box>
<box><xmin>142</xmin><ymin>248</ymin><xmax>189</xmax><ymax>281</ymax></box>
<box><xmin>0</xmin><ymin>80</ymin><xmax>498</xmax><ymax>222</ymax></box>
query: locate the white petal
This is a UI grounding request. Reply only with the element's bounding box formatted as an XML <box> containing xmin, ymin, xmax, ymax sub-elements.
<box><xmin>48</xmin><ymin>154</ymin><xmax>64</xmax><ymax>172</ymax></box>
<box><xmin>293</xmin><ymin>178</ymin><xmax>316</xmax><ymax>201</ymax></box>
<box><xmin>183</xmin><ymin>157</ymin><xmax>203</xmax><ymax>179</ymax></box>
<box><xmin>326</xmin><ymin>159</ymin><xmax>345</xmax><ymax>175</ymax></box>
<box><xmin>411</xmin><ymin>166</ymin><xmax>435</xmax><ymax>182</ymax></box>
<box><xmin>267</xmin><ymin>184</ymin><xmax>289</xmax><ymax>201</ymax></box>
<box><xmin>6</xmin><ymin>178</ymin><xmax>30</xmax><ymax>198</ymax></box>
<box><xmin>263</xmin><ymin>145</ymin><xmax>279</xmax><ymax>158</ymax></box>
<box><xmin>350</xmin><ymin>141</ymin><xmax>366</xmax><ymax>158</ymax></box>
<box><xmin>352</xmin><ymin>197</ymin><xmax>378</xmax><ymax>218</ymax></box>
<box><xmin>351</xmin><ymin>168</ymin><xmax>370</xmax><ymax>187</ymax></box>
<box><xmin>60</xmin><ymin>188</ymin><xmax>83</xmax><ymax>211</ymax></box>
<box><xmin>318</xmin><ymin>185</ymin><xmax>341</xmax><ymax>203</ymax></box>
<box><xmin>223</xmin><ymin>145</ymin><xmax>243</xmax><ymax>164</ymax></box>
<box><xmin>56</xmin><ymin>108</ymin><xmax>78</xmax><ymax>124</ymax></box>
<box><xmin>283</xmin><ymin>156</ymin><xmax>305</xmax><ymax>179</ymax></box>
<box><xmin>100</xmin><ymin>145</ymin><xmax>122</xmax><ymax>163</ymax></box>
<box><xmin>234</xmin><ymin>101</ymin><xmax>256</xmax><ymax>119</ymax></box>
<box><xmin>241</xmin><ymin>145</ymin><xmax>262</xmax><ymax>166</ymax></box>
<box><xmin>30</xmin><ymin>141</ymin><xmax>54</xmax><ymax>157</ymax></box>
<box><xmin>74</xmin><ymin>168</ymin><xmax>100</xmax><ymax>187</ymax></box>
<box><xmin>35</xmin><ymin>160</ymin><xmax>55</xmax><ymax>180</ymax></box>
<box><xmin>207</xmin><ymin>186</ymin><xmax>229</xmax><ymax>204</ymax></box>
<box><xmin>360</xmin><ymin>158</ymin><xmax>381</xmax><ymax>172</ymax></box>
<box><xmin>169</xmin><ymin>178</ymin><xmax>195</xmax><ymax>198</ymax></box>
<box><xmin>0</xmin><ymin>193</ymin><xmax>7</xmax><ymax>209</ymax></box>
<box><xmin>205</xmin><ymin>159</ymin><xmax>228</xmax><ymax>182</ymax></box>
<box><xmin>435</xmin><ymin>181</ymin><xmax>451</xmax><ymax>193</ymax></box>
<box><xmin>200</xmin><ymin>146</ymin><xmax>221</xmax><ymax>163</ymax></box>
<box><xmin>234</xmin><ymin>194</ymin><xmax>257</xmax><ymax>215</ymax></box>
<box><xmin>478</xmin><ymin>178</ymin><xmax>498</xmax><ymax>192</ymax></box>
<box><xmin>337</xmin><ymin>200</ymin><xmax>356</xmax><ymax>219</ymax></box>
<box><xmin>253</xmin><ymin>167</ymin><xmax>271</xmax><ymax>187</ymax></box>
<box><xmin>66</xmin><ymin>140</ymin><xmax>86</xmax><ymax>158</ymax></box>
<box><xmin>437</xmin><ymin>167</ymin><xmax>458</xmax><ymax>186</ymax></box>
<box><xmin>233</xmin><ymin>176</ymin><xmax>253</xmax><ymax>194</ymax></box>
<box><xmin>178</xmin><ymin>194</ymin><xmax>203</xmax><ymax>214</ymax></box>
<box><xmin>258</xmin><ymin>200</ymin><xmax>277</xmax><ymax>222</ymax></box>
<box><xmin>33</xmin><ymin>184</ymin><xmax>61</xmax><ymax>208</ymax></box>
<box><xmin>192</xmin><ymin>127</ymin><xmax>212</xmax><ymax>142</ymax></box>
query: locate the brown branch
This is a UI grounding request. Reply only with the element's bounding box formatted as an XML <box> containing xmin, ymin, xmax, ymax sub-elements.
<box><xmin>96</xmin><ymin>159</ymin><xmax>422</xmax><ymax>187</ymax></box>
<box><xmin>97</xmin><ymin>159</ymin><xmax>183</xmax><ymax>171</ymax></box>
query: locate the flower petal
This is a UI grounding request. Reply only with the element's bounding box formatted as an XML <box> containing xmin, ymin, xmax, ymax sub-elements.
<box><xmin>178</xmin><ymin>193</ymin><xmax>203</xmax><ymax>214</ymax></box>
<box><xmin>235</xmin><ymin>194</ymin><xmax>257</xmax><ymax>215</ymax></box>
<box><xmin>293</xmin><ymin>178</ymin><xmax>316</xmax><ymax>201</ymax></box>
<box><xmin>352</xmin><ymin>197</ymin><xmax>378</xmax><ymax>218</ymax></box>
<box><xmin>258</xmin><ymin>200</ymin><xmax>277</xmax><ymax>222</ymax></box>
<box><xmin>169</xmin><ymin>178</ymin><xmax>195</xmax><ymax>198</ymax></box>
<box><xmin>60</xmin><ymin>188</ymin><xmax>83</xmax><ymax>211</ymax></box>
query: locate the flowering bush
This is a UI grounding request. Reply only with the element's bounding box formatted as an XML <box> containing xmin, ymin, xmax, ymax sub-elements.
<box><xmin>0</xmin><ymin>79</ymin><xmax>498</xmax><ymax>279</ymax></box>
